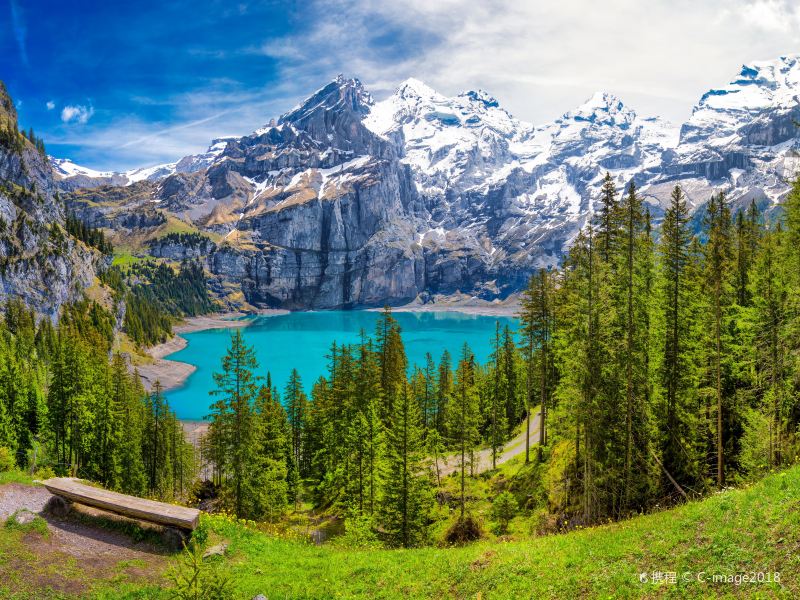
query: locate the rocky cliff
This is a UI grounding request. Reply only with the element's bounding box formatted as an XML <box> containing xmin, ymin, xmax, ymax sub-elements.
<box><xmin>0</xmin><ymin>83</ymin><xmax>99</xmax><ymax>318</ymax></box>
<box><xmin>57</xmin><ymin>56</ymin><xmax>800</xmax><ymax>310</ymax></box>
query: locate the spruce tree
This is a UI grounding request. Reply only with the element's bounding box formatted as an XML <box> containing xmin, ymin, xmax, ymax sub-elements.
<box><xmin>447</xmin><ymin>344</ymin><xmax>480</xmax><ymax>518</ymax></box>
<box><xmin>209</xmin><ymin>330</ymin><xmax>260</xmax><ymax>516</ymax></box>
<box><xmin>701</xmin><ymin>193</ymin><xmax>733</xmax><ymax>487</ymax></box>
<box><xmin>381</xmin><ymin>381</ymin><xmax>432</xmax><ymax>547</ymax></box>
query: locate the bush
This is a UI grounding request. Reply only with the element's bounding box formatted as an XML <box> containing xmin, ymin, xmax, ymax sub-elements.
<box><xmin>491</xmin><ymin>491</ymin><xmax>519</xmax><ymax>534</ymax></box>
<box><xmin>334</xmin><ymin>514</ymin><xmax>381</xmax><ymax>549</ymax></box>
<box><xmin>0</xmin><ymin>446</ymin><xmax>14</xmax><ymax>472</ymax></box>
<box><xmin>443</xmin><ymin>514</ymin><xmax>484</xmax><ymax>545</ymax></box>
<box><xmin>34</xmin><ymin>466</ymin><xmax>57</xmax><ymax>480</ymax></box>
<box><xmin>191</xmin><ymin>519</ymin><xmax>209</xmax><ymax>550</ymax></box>
<box><xmin>168</xmin><ymin>542</ymin><xmax>230</xmax><ymax>600</ymax></box>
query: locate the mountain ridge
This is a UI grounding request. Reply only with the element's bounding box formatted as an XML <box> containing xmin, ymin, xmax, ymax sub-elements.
<box><xmin>55</xmin><ymin>54</ymin><xmax>800</xmax><ymax>309</ymax></box>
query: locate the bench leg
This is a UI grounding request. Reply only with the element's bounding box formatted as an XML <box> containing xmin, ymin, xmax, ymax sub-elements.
<box><xmin>45</xmin><ymin>495</ymin><xmax>72</xmax><ymax>518</ymax></box>
<box><xmin>162</xmin><ymin>527</ymin><xmax>188</xmax><ymax>551</ymax></box>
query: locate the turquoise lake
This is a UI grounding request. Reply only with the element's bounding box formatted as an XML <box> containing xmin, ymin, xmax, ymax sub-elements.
<box><xmin>164</xmin><ymin>310</ymin><xmax>517</xmax><ymax>420</ymax></box>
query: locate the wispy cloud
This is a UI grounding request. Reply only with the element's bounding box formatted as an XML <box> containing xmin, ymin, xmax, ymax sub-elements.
<box><xmin>61</xmin><ymin>104</ymin><xmax>94</xmax><ymax>124</ymax></box>
<box><xmin>9</xmin><ymin>0</ymin><xmax>27</xmax><ymax>67</ymax></box>
<box><xmin>254</xmin><ymin>0</ymin><xmax>800</xmax><ymax>124</ymax></box>
<box><xmin>36</xmin><ymin>0</ymin><xmax>800</xmax><ymax>171</ymax></box>
<box><xmin>46</xmin><ymin>100</ymin><xmax>55</xmax><ymax>110</ymax></box>
<box><xmin>117</xmin><ymin>110</ymin><xmax>232</xmax><ymax>149</ymax></box>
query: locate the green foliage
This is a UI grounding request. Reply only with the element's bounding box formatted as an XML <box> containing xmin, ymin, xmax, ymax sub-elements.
<box><xmin>0</xmin><ymin>298</ymin><xmax>195</xmax><ymax>501</ymax></box>
<box><xmin>167</xmin><ymin>542</ymin><xmax>231</xmax><ymax>600</ymax></box>
<box><xmin>151</xmin><ymin>232</ymin><xmax>213</xmax><ymax>250</ymax></box>
<box><xmin>204</xmin><ymin>331</ymin><xmax>289</xmax><ymax>520</ymax></box>
<box><xmin>490</xmin><ymin>491</ymin><xmax>518</xmax><ymax>533</ymax></box>
<box><xmin>333</xmin><ymin>513</ymin><xmax>381</xmax><ymax>549</ymax></box>
<box><xmin>447</xmin><ymin>344</ymin><xmax>481</xmax><ymax>519</ymax></box>
<box><xmin>66</xmin><ymin>214</ymin><xmax>113</xmax><ymax>254</ymax></box>
<box><xmin>20</xmin><ymin>127</ymin><xmax>46</xmax><ymax>157</ymax></box>
<box><xmin>381</xmin><ymin>381</ymin><xmax>433</xmax><ymax>547</ymax></box>
<box><xmin>103</xmin><ymin>259</ymin><xmax>214</xmax><ymax>347</ymax></box>
<box><xmin>0</xmin><ymin>446</ymin><xmax>13</xmax><ymax>472</ymax></box>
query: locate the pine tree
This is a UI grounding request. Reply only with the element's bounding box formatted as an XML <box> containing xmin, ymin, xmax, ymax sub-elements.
<box><xmin>209</xmin><ymin>330</ymin><xmax>260</xmax><ymax>516</ymax></box>
<box><xmin>488</xmin><ymin>322</ymin><xmax>508</xmax><ymax>468</ymax></box>
<box><xmin>520</xmin><ymin>268</ymin><xmax>554</xmax><ymax>463</ymax></box>
<box><xmin>751</xmin><ymin>228</ymin><xmax>787</xmax><ymax>467</ymax></box>
<box><xmin>615</xmin><ymin>181</ymin><xmax>651</xmax><ymax>512</ymax></box>
<box><xmin>381</xmin><ymin>381</ymin><xmax>432</xmax><ymax>547</ymax></box>
<box><xmin>375</xmin><ymin>307</ymin><xmax>407</xmax><ymax>422</ymax></box>
<box><xmin>249</xmin><ymin>383</ymin><xmax>289</xmax><ymax>520</ymax></box>
<box><xmin>436</xmin><ymin>350</ymin><xmax>452</xmax><ymax>436</ymax></box>
<box><xmin>597</xmin><ymin>172</ymin><xmax>620</xmax><ymax>262</ymax></box>
<box><xmin>447</xmin><ymin>344</ymin><xmax>480</xmax><ymax>518</ymax></box>
<box><xmin>658</xmin><ymin>185</ymin><xmax>697</xmax><ymax>493</ymax></box>
<box><xmin>284</xmin><ymin>369</ymin><xmax>308</xmax><ymax>478</ymax></box>
<box><xmin>701</xmin><ymin>193</ymin><xmax>733</xmax><ymax>487</ymax></box>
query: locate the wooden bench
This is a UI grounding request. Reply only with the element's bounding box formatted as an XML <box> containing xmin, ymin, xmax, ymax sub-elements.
<box><xmin>42</xmin><ymin>477</ymin><xmax>200</xmax><ymax>546</ymax></box>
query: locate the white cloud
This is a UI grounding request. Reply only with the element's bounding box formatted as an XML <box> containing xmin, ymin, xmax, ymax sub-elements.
<box><xmin>46</xmin><ymin>101</ymin><xmax>55</xmax><ymax>110</ymax></box>
<box><xmin>49</xmin><ymin>0</ymin><xmax>800</xmax><ymax>170</ymax></box>
<box><xmin>60</xmin><ymin>104</ymin><xmax>94</xmax><ymax>124</ymax></box>
<box><xmin>257</xmin><ymin>0</ymin><xmax>800</xmax><ymax>125</ymax></box>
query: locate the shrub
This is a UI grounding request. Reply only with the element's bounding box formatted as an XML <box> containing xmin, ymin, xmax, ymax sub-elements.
<box><xmin>168</xmin><ymin>542</ymin><xmax>230</xmax><ymax>600</ymax></box>
<box><xmin>491</xmin><ymin>491</ymin><xmax>519</xmax><ymax>534</ymax></box>
<box><xmin>0</xmin><ymin>446</ymin><xmax>14</xmax><ymax>472</ymax></box>
<box><xmin>334</xmin><ymin>514</ymin><xmax>381</xmax><ymax>549</ymax></box>
<box><xmin>34</xmin><ymin>466</ymin><xmax>57</xmax><ymax>481</ymax></box>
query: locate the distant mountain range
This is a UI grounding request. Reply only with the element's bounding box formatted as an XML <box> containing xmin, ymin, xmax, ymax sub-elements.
<box><xmin>55</xmin><ymin>55</ymin><xmax>800</xmax><ymax>310</ymax></box>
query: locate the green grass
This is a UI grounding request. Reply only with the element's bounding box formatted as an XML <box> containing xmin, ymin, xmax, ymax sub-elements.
<box><xmin>86</xmin><ymin>464</ymin><xmax>800</xmax><ymax>599</ymax></box>
<box><xmin>5</xmin><ymin>511</ymin><xmax>49</xmax><ymax>537</ymax></box>
<box><xmin>111</xmin><ymin>251</ymin><xmax>147</xmax><ymax>268</ymax></box>
<box><xmin>0</xmin><ymin>469</ymin><xmax>35</xmax><ymax>485</ymax></box>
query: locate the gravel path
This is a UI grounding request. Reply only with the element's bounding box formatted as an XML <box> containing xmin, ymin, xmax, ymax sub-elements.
<box><xmin>0</xmin><ymin>482</ymin><xmax>52</xmax><ymax>519</ymax></box>
<box><xmin>436</xmin><ymin>411</ymin><xmax>542</xmax><ymax>478</ymax></box>
<box><xmin>0</xmin><ymin>481</ymin><xmax>168</xmax><ymax>592</ymax></box>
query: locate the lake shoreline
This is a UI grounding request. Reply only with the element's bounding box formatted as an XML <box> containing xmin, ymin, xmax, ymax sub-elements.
<box><xmin>382</xmin><ymin>298</ymin><xmax>521</xmax><ymax>317</ymax></box>
<box><xmin>142</xmin><ymin>302</ymin><xmax>519</xmax><ymax>396</ymax></box>
<box><xmin>138</xmin><ymin>310</ymin><xmax>285</xmax><ymax>392</ymax></box>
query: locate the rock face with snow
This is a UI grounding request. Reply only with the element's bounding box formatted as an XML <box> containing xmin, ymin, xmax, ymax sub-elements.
<box><xmin>52</xmin><ymin>138</ymin><xmax>232</xmax><ymax>191</ymax></box>
<box><xmin>60</xmin><ymin>56</ymin><xmax>800</xmax><ymax>309</ymax></box>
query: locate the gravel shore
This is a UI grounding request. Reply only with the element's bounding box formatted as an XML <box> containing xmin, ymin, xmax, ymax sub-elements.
<box><xmin>137</xmin><ymin>311</ymin><xmax>285</xmax><ymax>392</ymax></box>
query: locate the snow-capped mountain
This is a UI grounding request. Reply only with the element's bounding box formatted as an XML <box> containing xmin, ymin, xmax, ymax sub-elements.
<box><xmin>52</xmin><ymin>138</ymin><xmax>233</xmax><ymax>190</ymax></box>
<box><xmin>665</xmin><ymin>55</ymin><xmax>800</xmax><ymax>207</ymax></box>
<box><xmin>59</xmin><ymin>56</ymin><xmax>800</xmax><ymax>309</ymax></box>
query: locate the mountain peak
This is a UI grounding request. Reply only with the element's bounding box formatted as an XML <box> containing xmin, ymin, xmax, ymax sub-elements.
<box><xmin>279</xmin><ymin>75</ymin><xmax>373</xmax><ymax>127</ymax></box>
<box><xmin>459</xmin><ymin>89</ymin><xmax>500</xmax><ymax>108</ymax></box>
<box><xmin>695</xmin><ymin>55</ymin><xmax>800</xmax><ymax>114</ymax></box>
<box><xmin>562</xmin><ymin>91</ymin><xmax>636</xmax><ymax>127</ymax></box>
<box><xmin>735</xmin><ymin>54</ymin><xmax>800</xmax><ymax>83</ymax></box>
<box><xmin>395</xmin><ymin>77</ymin><xmax>440</xmax><ymax>100</ymax></box>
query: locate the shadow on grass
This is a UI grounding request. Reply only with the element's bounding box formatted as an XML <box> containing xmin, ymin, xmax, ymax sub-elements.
<box><xmin>38</xmin><ymin>500</ymin><xmax>181</xmax><ymax>556</ymax></box>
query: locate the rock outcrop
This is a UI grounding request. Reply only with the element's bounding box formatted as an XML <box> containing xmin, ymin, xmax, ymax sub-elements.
<box><xmin>0</xmin><ymin>83</ymin><xmax>99</xmax><ymax>318</ymax></box>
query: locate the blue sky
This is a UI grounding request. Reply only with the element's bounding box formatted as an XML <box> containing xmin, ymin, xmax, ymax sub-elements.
<box><xmin>3</xmin><ymin>0</ymin><xmax>800</xmax><ymax>171</ymax></box>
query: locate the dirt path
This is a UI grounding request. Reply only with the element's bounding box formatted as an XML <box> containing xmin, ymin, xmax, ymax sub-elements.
<box><xmin>0</xmin><ymin>482</ymin><xmax>169</xmax><ymax>596</ymax></box>
<box><xmin>435</xmin><ymin>411</ymin><xmax>542</xmax><ymax>478</ymax></box>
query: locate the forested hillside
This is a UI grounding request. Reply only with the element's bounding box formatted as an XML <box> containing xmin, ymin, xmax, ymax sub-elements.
<box><xmin>195</xmin><ymin>173</ymin><xmax>800</xmax><ymax>549</ymax></box>
<box><xmin>0</xmin><ymin>298</ymin><xmax>194</xmax><ymax>501</ymax></box>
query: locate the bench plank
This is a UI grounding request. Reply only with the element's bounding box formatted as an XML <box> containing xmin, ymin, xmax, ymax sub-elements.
<box><xmin>42</xmin><ymin>477</ymin><xmax>200</xmax><ymax>530</ymax></box>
